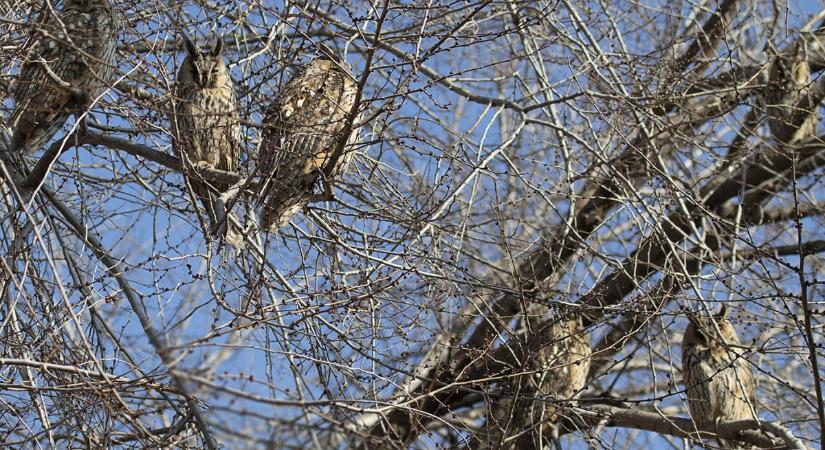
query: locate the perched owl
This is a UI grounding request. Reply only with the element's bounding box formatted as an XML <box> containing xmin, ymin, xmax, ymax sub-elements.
<box><xmin>9</xmin><ymin>0</ymin><xmax>118</xmax><ymax>154</ymax></box>
<box><xmin>257</xmin><ymin>52</ymin><xmax>358</xmax><ymax>231</ymax></box>
<box><xmin>682</xmin><ymin>305</ymin><xmax>757</xmax><ymax>443</ymax></box>
<box><xmin>172</xmin><ymin>34</ymin><xmax>241</xmax><ymax>242</ymax></box>
<box><xmin>493</xmin><ymin>313</ymin><xmax>591</xmax><ymax>449</ymax></box>
<box><xmin>766</xmin><ymin>44</ymin><xmax>817</xmax><ymax>144</ymax></box>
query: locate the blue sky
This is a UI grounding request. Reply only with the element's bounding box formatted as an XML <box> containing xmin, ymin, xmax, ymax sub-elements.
<box><xmin>0</xmin><ymin>0</ymin><xmax>823</xmax><ymax>448</ymax></box>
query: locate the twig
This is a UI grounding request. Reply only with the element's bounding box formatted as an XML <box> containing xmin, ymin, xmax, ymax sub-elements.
<box><xmin>790</xmin><ymin>153</ymin><xmax>825</xmax><ymax>449</ymax></box>
<box><xmin>39</xmin><ymin>187</ymin><xmax>221</xmax><ymax>450</ymax></box>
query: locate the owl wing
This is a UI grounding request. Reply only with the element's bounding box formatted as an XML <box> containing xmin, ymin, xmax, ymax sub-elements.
<box><xmin>682</xmin><ymin>349</ymin><xmax>716</xmax><ymax>426</ymax></box>
<box><xmin>263</xmin><ymin>66</ymin><xmax>329</xmax><ymax>173</ymax></box>
<box><xmin>216</xmin><ymin>89</ymin><xmax>241</xmax><ymax>175</ymax></box>
<box><xmin>75</xmin><ymin>9</ymin><xmax>119</xmax><ymax>100</ymax></box>
<box><xmin>731</xmin><ymin>352</ymin><xmax>756</xmax><ymax>408</ymax></box>
<box><xmin>172</xmin><ymin>93</ymin><xmax>203</xmax><ymax>162</ymax></box>
<box><xmin>10</xmin><ymin>7</ymin><xmax>118</xmax><ymax>153</ymax></box>
<box><xmin>259</xmin><ymin>65</ymin><xmax>357</xmax><ymax>230</ymax></box>
<box><xmin>10</xmin><ymin>28</ymin><xmax>74</xmax><ymax>153</ymax></box>
<box><xmin>258</xmin><ymin>69</ymin><xmax>328</xmax><ymax>229</ymax></box>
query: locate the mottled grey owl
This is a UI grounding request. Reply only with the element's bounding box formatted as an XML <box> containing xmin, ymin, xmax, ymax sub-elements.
<box><xmin>258</xmin><ymin>53</ymin><xmax>358</xmax><ymax>231</ymax></box>
<box><xmin>766</xmin><ymin>44</ymin><xmax>817</xmax><ymax>144</ymax></box>
<box><xmin>682</xmin><ymin>305</ymin><xmax>757</xmax><ymax>442</ymax></box>
<box><xmin>172</xmin><ymin>34</ymin><xmax>241</xmax><ymax>240</ymax></box>
<box><xmin>493</xmin><ymin>314</ymin><xmax>591</xmax><ymax>449</ymax></box>
<box><xmin>9</xmin><ymin>0</ymin><xmax>118</xmax><ymax>153</ymax></box>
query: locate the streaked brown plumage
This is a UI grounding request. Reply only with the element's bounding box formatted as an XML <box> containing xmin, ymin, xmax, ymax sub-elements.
<box><xmin>766</xmin><ymin>44</ymin><xmax>817</xmax><ymax>144</ymax></box>
<box><xmin>258</xmin><ymin>54</ymin><xmax>358</xmax><ymax>230</ymax></box>
<box><xmin>172</xmin><ymin>34</ymin><xmax>240</xmax><ymax>239</ymax></box>
<box><xmin>10</xmin><ymin>0</ymin><xmax>118</xmax><ymax>153</ymax></box>
<box><xmin>682</xmin><ymin>305</ymin><xmax>757</xmax><ymax>443</ymax></box>
<box><xmin>492</xmin><ymin>313</ymin><xmax>591</xmax><ymax>449</ymax></box>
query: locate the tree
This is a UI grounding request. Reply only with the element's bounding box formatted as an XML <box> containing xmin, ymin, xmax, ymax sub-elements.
<box><xmin>0</xmin><ymin>1</ymin><xmax>821</xmax><ymax>449</ymax></box>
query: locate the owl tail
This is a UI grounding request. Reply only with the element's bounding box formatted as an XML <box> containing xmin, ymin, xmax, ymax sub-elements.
<box><xmin>549</xmin><ymin>424</ymin><xmax>562</xmax><ymax>450</ymax></box>
<box><xmin>221</xmin><ymin>213</ymin><xmax>246</xmax><ymax>251</ymax></box>
<box><xmin>202</xmin><ymin>195</ymin><xmax>245</xmax><ymax>250</ymax></box>
<box><xmin>258</xmin><ymin>176</ymin><xmax>316</xmax><ymax>231</ymax></box>
<box><xmin>9</xmin><ymin>112</ymin><xmax>70</xmax><ymax>154</ymax></box>
<box><xmin>260</xmin><ymin>194</ymin><xmax>310</xmax><ymax>232</ymax></box>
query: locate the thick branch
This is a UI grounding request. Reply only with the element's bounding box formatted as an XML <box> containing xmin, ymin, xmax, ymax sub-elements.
<box><xmin>353</xmin><ymin>90</ymin><xmax>825</xmax><ymax>450</ymax></box>
<box><xmin>20</xmin><ymin>132</ymin><xmax>243</xmax><ymax>190</ymax></box>
<box><xmin>564</xmin><ymin>405</ymin><xmax>803</xmax><ymax>449</ymax></box>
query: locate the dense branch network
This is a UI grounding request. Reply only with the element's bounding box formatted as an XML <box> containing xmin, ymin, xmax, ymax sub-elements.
<box><xmin>0</xmin><ymin>1</ymin><xmax>822</xmax><ymax>449</ymax></box>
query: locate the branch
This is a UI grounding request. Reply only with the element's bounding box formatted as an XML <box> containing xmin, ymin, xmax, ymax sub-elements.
<box><xmin>20</xmin><ymin>131</ymin><xmax>244</xmax><ymax>189</ymax></box>
<box><xmin>564</xmin><ymin>405</ymin><xmax>805</xmax><ymax>449</ymax></box>
<box><xmin>0</xmin><ymin>358</ymin><xmax>180</xmax><ymax>394</ymax></box>
<box><xmin>39</xmin><ymin>187</ymin><xmax>221</xmax><ymax>450</ymax></box>
<box><xmin>734</xmin><ymin>202</ymin><xmax>825</xmax><ymax>225</ymax></box>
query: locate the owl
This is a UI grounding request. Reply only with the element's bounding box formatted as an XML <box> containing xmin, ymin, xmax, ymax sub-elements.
<box><xmin>766</xmin><ymin>44</ymin><xmax>817</xmax><ymax>144</ymax></box>
<box><xmin>493</xmin><ymin>313</ymin><xmax>591</xmax><ymax>449</ymax></box>
<box><xmin>172</xmin><ymin>34</ymin><xmax>241</xmax><ymax>240</ymax></box>
<box><xmin>682</xmin><ymin>305</ymin><xmax>757</xmax><ymax>442</ymax></box>
<box><xmin>9</xmin><ymin>0</ymin><xmax>119</xmax><ymax>153</ymax></box>
<box><xmin>257</xmin><ymin>51</ymin><xmax>358</xmax><ymax>231</ymax></box>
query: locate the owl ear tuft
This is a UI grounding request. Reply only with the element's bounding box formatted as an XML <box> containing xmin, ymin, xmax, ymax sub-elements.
<box><xmin>211</xmin><ymin>38</ymin><xmax>223</xmax><ymax>57</ymax></box>
<box><xmin>183</xmin><ymin>33</ymin><xmax>200</xmax><ymax>59</ymax></box>
<box><xmin>715</xmin><ymin>304</ymin><xmax>728</xmax><ymax>319</ymax></box>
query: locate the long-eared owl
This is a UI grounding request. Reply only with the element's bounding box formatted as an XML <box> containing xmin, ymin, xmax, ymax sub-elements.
<box><xmin>766</xmin><ymin>43</ymin><xmax>817</xmax><ymax>144</ymax></box>
<box><xmin>258</xmin><ymin>51</ymin><xmax>358</xmax><ymax>231</ymax></box>
<box><xmin>682</xmin><ymin>305</ymin><xmax>757</xmax><ymax>442</ymax></box>
<box><xmin>9</xmin><ymin>0</ymin><xmax>119</xmax><ymax>153</ymax></box>
<box><xmin>171</xmin><ymin>33</ymin><xmax>240</xmax><ymax>239</ymax></box>
<box><xmin>492</xmin><ymin>311</ymin><xmax>591</xmax><ymax>449</ymax></box>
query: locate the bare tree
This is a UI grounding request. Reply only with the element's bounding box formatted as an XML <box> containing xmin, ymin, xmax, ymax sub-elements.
<box><xmin>0</xmin><ymin>1</ymin><xmax>822</xmax><ymax>449</ymax></box>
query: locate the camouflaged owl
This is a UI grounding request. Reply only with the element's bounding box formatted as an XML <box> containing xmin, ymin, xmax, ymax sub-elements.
<box><xmin>682</xmin><ymin>305</ymin><xmax>757</xmax><ymax>445</ymax></box>
<box><xmin>493</xmin><ymin>313</ymin><xmax>591</xmax><ymax>449</ymax></box>
<box><xmin>172</xmin><ymin>34</ymin><xmax>241</xmax><ymax>241</ymax></box>
<box><xmin>766</xmin><ymin>43</ymin><xmax>817</xmax><ymax>144</ymax></box>
<box><xmin>10</xmin><ymin>0</ymin><xmax>119</xmax><ymax>153</ymax></box>
<box><xmin>257</xmin><ymin>52</ymin><xmax>358</xmax><ymax>230</ymax></box>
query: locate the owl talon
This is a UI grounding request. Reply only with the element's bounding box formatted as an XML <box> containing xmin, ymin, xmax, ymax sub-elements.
<box><xmin>309</xmin><ymin>183</ymin><xmax>335</xmax><ymax>203</ymax></box>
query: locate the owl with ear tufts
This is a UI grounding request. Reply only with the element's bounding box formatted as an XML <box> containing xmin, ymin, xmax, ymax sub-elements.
<box><xmin>257</xmin><ymin>49</ymin><xmax>359</xmax><ymax>231</ymax></box>
<box><xmin>9</xmin><ymin>0</ymin><xmax>119</xmax><ymax>154</ymax></box>
<box><xmin>171</xmin><ymin>33</ymin><xmax>241</xmax><ymax>244</ymax></box>
<box><xmin>491</xmin><ymin>311</ymin><xmax>591</xmax><ymax>450</ymax></box>
<box><xmin>682</xmin><ymin>305</ymin><xmax>757</xmax><ymax>446</ymax></box>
